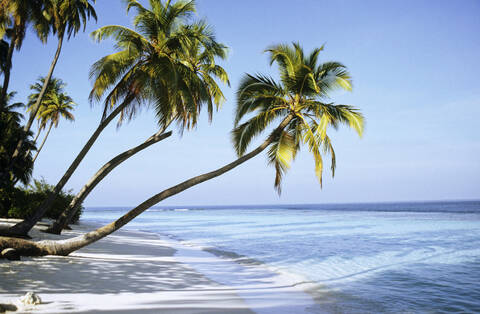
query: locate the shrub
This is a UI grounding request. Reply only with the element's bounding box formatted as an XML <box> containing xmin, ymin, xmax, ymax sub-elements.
<box><xmin>0</xmin><ymin>178</ymin><xmax>83</xmax><ymax>224</ymax></box>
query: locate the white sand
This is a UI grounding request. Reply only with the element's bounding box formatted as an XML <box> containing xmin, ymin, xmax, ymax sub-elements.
<box><xmin>0</xmin><ymin>220</ymin><xmax>319</xmax><ymax>313</ymax></box>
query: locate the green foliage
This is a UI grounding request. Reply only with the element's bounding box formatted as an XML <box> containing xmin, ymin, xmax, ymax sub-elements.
<box><xmin>89</xmin><ymin>0</ymin><xmax>229</xmax><ymax>131</ymax></box>
<box><xmin>28</xmin><ymin>76</ymin><xmax>76</xmax><ymax>129</ymax></box>
<box><xmin>0</xmin><ymin>91</ymin><xmax>35</xmax><ymax>187</ymax></box>
<box><xmin>0</xmin><ymin>0</ymin><xmax>48</xmax><ymax>49</ymax></box>
<box><xmin>233</xmin><ymin>43</ymin><xmax>365</xmax><ymax>193</ymax></box>
<box><xmin>41</xmin><ymin>0</ymin><xmax>97</xmax><ymax>39</ymax></box>
<box><xmin>0</xmin><ymin>179</ymin><xmax>83</xmax><ymax>224</ymax></box>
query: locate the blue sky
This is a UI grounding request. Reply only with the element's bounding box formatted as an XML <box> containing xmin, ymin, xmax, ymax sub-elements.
<box><xmin>8</xmin><ymin>0</ymin><xmax>480</xmax><ymax>206</ymax></box>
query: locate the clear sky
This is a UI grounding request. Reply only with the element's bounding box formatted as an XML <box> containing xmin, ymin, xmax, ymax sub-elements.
<box><xmin>8</xmin><ymin>0</ymin><xmax>480</xmax><ymax>206</ymax></box>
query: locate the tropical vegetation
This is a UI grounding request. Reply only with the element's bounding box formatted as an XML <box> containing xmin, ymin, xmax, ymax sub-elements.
<box><xmin>0</xmin><ymin>0</ymin><xmax>364</xmax><ymax>258</ymax></box>
<box><xmin>22</xmin><ymin>77</ymin><xmax>75</xmax><ymax>161</ymax></box>
<box><xmin>8</xmin><ymin>0</ymin><xmax>96</xmax><ymax>169</ymax></box>
<box><xmin>5</xmin><ymin>0</ymin><xmax>229</xmax><ymax>237</ymax></box>
<box><xmin>0</xmin><ymin>91</ymin><xmax>35</xmax><ymax>190</ymax></box>
<box><xmin>0</xmin><ymin>178</ymin><xmax>83</xmax><ymax>224</ymax></box>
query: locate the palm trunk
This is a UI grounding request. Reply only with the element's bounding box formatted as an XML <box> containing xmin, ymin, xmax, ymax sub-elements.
<box><xmin>4</xmin><ymin>100</ymin><xmax>130</xmax><ymax>237</ymax></box>
<box><xmin>11</xmin><ymin>32</ymin><xmax>64</xmax><ymax>162</ymax></box>
<box><xmin>0</xmin><ymin>115</ymin><xmax>293</xmax><ymax>256</ymax></box>
<box><xmin>23</xmin><ymin>128</ymin><xmax>42</xmax><ymax>159</ymax></box>
<box><xmin>32</xmin><ymin>122</ymin><xmax>53</xmax><ymax>163</ymax></box>
<box><xmin>45</xmin><ymin>128</ymin><xmax>173</xmax><ymax>235</ymax></box>
<box><xmin>32</xmin><ymin>129</ymin><xmax>42</xmax><ymax>146</ymax></box>
<box><xmin>0</xmin><ymin>34</ymin><xmax>16</xmax><ymax>104</ymax></box>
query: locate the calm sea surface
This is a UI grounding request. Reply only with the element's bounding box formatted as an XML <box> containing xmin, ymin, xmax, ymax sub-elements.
<box><xmin>82</xmin><ymin>201</ymin><xmax>480</xmax><ymax>313</ymax></box>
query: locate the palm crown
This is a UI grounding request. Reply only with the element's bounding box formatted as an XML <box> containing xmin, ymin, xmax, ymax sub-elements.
<box><xmin>37</xmin><ymin>92</ymin><xmax>76</xmax><ymax>128</ymax></box>
<box><xmin>233</xmin><ymin>43</ymin><xmax>364</xmax><ymax>193</ymax></box>
<box><xmin>27</xmin><ymin>77</ymin><xmax>66</xmax><ymax>129</ymax></box>
<box><xmin>89</xmin><ymin>0</ymin><xmax>229</xmax><ymax>130</ymax></box>
<box><xmin>0</xmin><ymin>0</ymin><xmax>46</xmax><ymax>48</ymax></box>
<box><xmin>41</xmin><ymin>0</ymin><xmax>97</xmax><ymax>39</ymax></box>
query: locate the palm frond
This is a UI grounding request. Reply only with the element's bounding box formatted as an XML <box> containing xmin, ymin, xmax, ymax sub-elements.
<box><xmin>235</xmin><ymin>73</ymin><xmax>285</xmax><ymax>126</ymax></box>
<box><xmin>336</xmin><ymin>105</ymin><xmax>365</xmax><ymax>137</ymax></box>
<box><xmin>267</xmin><ymin>129</ymin><xmax>296</xmax><ymax>194</ymax></box>
<box><xmin>231</xmin><ymin>108</ymin><xmax>285</xmax><ymax>156</ymax></box>
<box><xmin>322</xmin><ymin>135</ymin><xmax>336</xmax><ymax>177</ymax></box>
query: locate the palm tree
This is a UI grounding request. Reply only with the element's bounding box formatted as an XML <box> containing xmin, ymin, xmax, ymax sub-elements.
<box><xmin>0</xmin><ymin>43</ymin><xmax>364</xmax><ymax>256</ymax></box>
<box><xmin>46</xmin><ymin>18</ymin><xmax>230</xmax><ymax>235</ymax></box>
<box><xmin>10</xmin><ymin>0</ymin><xmax>96</xmax><ymax>163</ymax></box>
<box><xmin>0</xmin><ymin>0</ymin><xmax>47</xmax><ymax>103</ymax></box>
<box><xmin>5</xmin><ymin>0</ymin><xmax>228</xmax><ymax>237</ymax></box>
<box><xmin>45</xmin><ymin>1</ymin><xmax>230</xmax><ymax>235</ymax></box>
<box><xmin>28</xmin><ymin>77</ymin><xmax>66</xmax><ymax>106</ymax></box>
<box><xmin>23</xmin><ymin>77</ymin><xmax>65</xmax><ymax>155</ymax></box>
<box><xmin>32</xmin><ymin>92</ymin><xmax>76</xmax><ymax>163</ymax></box>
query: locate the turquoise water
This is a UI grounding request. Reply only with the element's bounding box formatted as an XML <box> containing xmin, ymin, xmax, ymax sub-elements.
<box><xmin>83</xmin><ymin>201</ymin><xmax>480</xmax><ymax>313</ymax></box>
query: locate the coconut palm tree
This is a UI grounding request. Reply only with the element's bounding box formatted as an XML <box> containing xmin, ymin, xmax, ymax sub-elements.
<box><xmin>45</xmin><ymin>1</ymin><xmax>230</xmax><ymax>235</ymax></box>
<box><xmin>10</xmin><ymin>0</ymin><xmax>96</xmax><ymax>163</ymax></box>
<box><xmin>28</xmin><ymin>77</ymin><xmax>66</xmax><ymax>107</ymax></box>
<box><xmin>0</xmin><ymin>43</ymin><xmax>364</xmax><ymax>256</ymax></box>
<box><xmin>5</xmin><ymin>0</ymin><xmax>228</xmax><ymax>237</ymax></box>
<box><xmin>23</xmin><ymin>77</ymin><xmax>65</xmax><ymax>154</ymax></box>
<box><xmin>0</xmin><ymin>0</ymin><xmax>47</xmax><ymax>103</ymax></box>
<box><xmin>32</xmin><ymin>92</ymin><xmax>76</xmax><ymax>163</ymax></box>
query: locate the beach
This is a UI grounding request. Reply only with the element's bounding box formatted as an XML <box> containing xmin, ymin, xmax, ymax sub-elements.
<box><xmin>0</xmin><ymin>220</ymin><xmax>317</xmax><ymax>313</ymax></box>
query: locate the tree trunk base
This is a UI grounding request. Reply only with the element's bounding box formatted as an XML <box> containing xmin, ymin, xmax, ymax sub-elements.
<box><xmin>0</xmin><ymin>303</ymin><xmax>18</xmax><ymax>312</ymax></box>
<box><xmin>0</xmin><ymin>237</ymin><xmax>48</xmax><ymax>257</ymax></box>
<box><xmin>42</xmin><ymin>226</ymin><xmax>61</xmax><ymax>235</ymax></box>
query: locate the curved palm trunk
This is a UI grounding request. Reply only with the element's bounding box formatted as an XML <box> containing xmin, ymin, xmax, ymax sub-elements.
<box><xmin>0</xmin><ymin>115</ymin><xmax>293</xmax><ymax>256</ymax></box>
<box><xmin>45</xmin><ymin>128</ymin><xmax>173</xmax><ymax>235</ymax></box>
<box><xmin>0</xmin><ymin>36</ymin><xmax>16</xmax><ymax>104</ymax></box>
<box><xmin>11</xmin><ymin>33</ymin><xmax>64</xmax><ymax>161</ymax></box>
<box><xmin>4</xmin><ymin>100</ymin><xmax>129</xmax><ymax>237</ymax></box>
<box><xmin>32</xmin><ymin>122</ymin><xmax>53</xmax><ymax>163</ymax></box>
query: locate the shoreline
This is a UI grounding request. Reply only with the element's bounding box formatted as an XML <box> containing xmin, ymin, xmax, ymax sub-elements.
<box><xmin>0</xmin><ymin>220</ymin><xmax>318</xmax><ymax>313</ymax></box>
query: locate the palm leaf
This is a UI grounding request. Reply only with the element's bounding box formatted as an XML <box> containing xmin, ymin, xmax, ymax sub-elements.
<box><xmin>267</xmin><ymin>129</ymin><xmax>296</xmax><ymax>194</ymax></box>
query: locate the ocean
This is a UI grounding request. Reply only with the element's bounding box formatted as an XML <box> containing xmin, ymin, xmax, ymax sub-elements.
<box><xmin>82</xmin><ymin>201</ymin><xmax>480</xmax><ymax>313</ymax></box>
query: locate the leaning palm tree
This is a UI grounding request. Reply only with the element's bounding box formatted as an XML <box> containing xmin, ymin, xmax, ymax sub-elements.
<box><xmin>5</xmin><ymin>0</ymin><xmax>228</xmax><ymax>237</ymax></box>
<box><xmin>32</xmin><ymin>92</ymin><xmax>76</xmax><ymax>163</ymax></box>
<box><xmin>0</xmin><ymin>43</ymin><xmax>364</xmax><ymax>257</ymax></box>
<box><xmin>45</xmin><ymin>2</ymin><xmax>230</xmax><ymax>235</ymax></box>
<box><xmin>10</xmin><ymin>0</ymin><xmax>96</xmax><ymax>164</ymax></box>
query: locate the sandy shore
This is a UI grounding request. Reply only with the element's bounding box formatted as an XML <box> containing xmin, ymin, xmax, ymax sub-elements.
<box><xmin>0</xmin><ymin>220</ymin><xmax>318</xmax><ymax>313</ymax></box>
